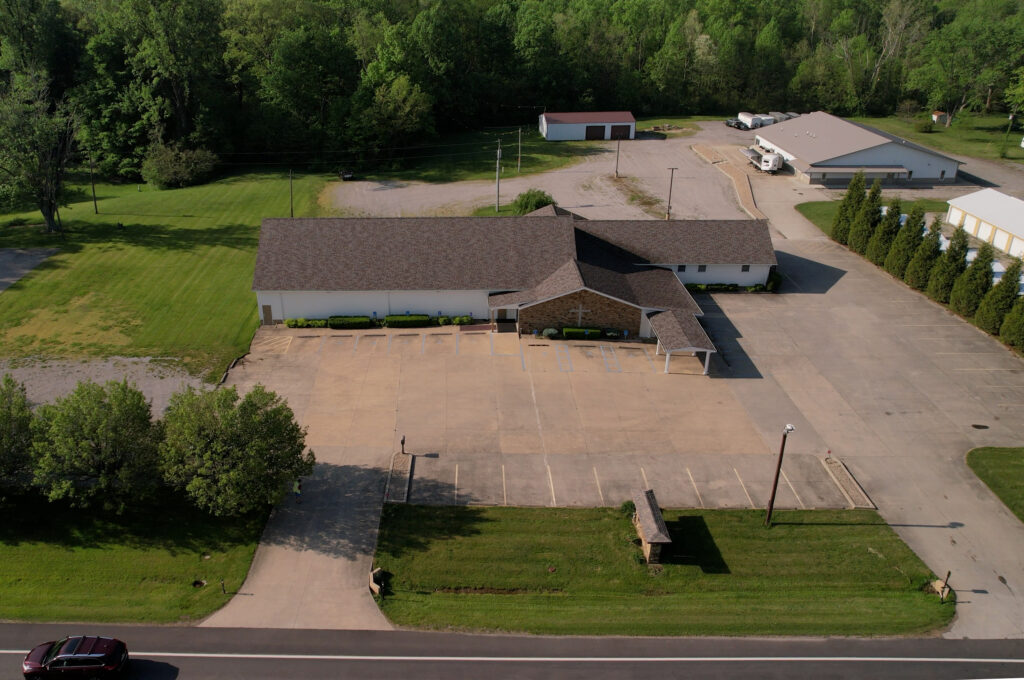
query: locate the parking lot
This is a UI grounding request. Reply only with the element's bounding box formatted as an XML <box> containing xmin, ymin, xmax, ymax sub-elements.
<box><xmin>241</xmin><ymin>328</ymin><xmax>852</xmax><ymax>511</ymax></box>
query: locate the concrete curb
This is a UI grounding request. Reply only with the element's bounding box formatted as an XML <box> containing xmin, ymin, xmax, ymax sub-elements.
<box><xmin>821</xmin><ymin>455</ymin><xmax>875</xmax><ymax>509</ymax></box>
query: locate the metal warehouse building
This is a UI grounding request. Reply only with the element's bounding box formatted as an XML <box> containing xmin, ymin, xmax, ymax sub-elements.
<box><xmin>539</xmin><ymin>111</ymin><xmax>635</xmax><ymax>141</ymax></box>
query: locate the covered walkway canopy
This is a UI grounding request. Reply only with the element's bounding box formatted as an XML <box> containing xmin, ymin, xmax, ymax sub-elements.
<box><xmin>648</xmin><ymin>309</ymin><xmax>716</xmax><ymax>374</ymax></box>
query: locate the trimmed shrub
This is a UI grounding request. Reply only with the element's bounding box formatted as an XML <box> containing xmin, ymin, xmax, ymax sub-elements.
<box><xmin>766</xmin><ymin>270</ymin><xmax>782</xmax><ymax>292</ymax></box>
<box><xmin>904</xmin><ymin>218</ymin><xmax>943</xmax><ymax>290</ymax></box>
<box><xmin>328</xmin><ymin>316</ymin><xmax>372</xmax><ymax>329</ymax></box>
<box><xmin>949</xmin><ymin>243</ymin><xmax>994</xmax><ymax>318</ymax></box>
<box><xmin>562</xmin><ymin>327</ymin><xmax>603</xmax><ymax>339</ymax></box>
<box><xmin>975</xmin><ymin>258</ymin><xmax>1022</xmax><ymax>335</ymax></box>
<box><xmin>831</xmin><ymin>171</ymin><xmax>865</xmax><ymax>244</ymax></box>
<box><xmin>141</xmin><ymin>142</ymin><xmax>218</xmax><ymax>189</ymax></box>
<box><xmin>926</xmin><ymin>227</ymin><xmax>968</xmax><ymax>303</ymax></box>
<box><xmin>284</xmin><ymin>318</ymin><xmax>327</xmax><ymax>328</ymax></box>
<box><xmin>884</xmin><ymin>205</ymin><xmax>925</xmax><ymax>279</ymax></box>
<box><xmin>914</xmin><ymin>119</ymin><xmax>934</xmax><ymax>133</ymax></box>
<box><xmin>452</xmin><ymin>315</ymin><xmax>473</xmax><ymax>325</ymax></box>
<box><xmin>865</xmin><ymin>198</ymin><xmax>902</xmax><ymax>266</ymax></box>
<box><xmin>384</xmin><ymin>314</ymin><xmax>432</xmax><ymax>328</ymax></box>
<box><xmin>511</xmin><ymin>188</ymin><xmax>554</xmax><ymax>215</ymax></box>
<box><xmin>999</xmin><ymin>296</ymin><xmax>1024</xmax><ymax>351</ymax></box>
<box><xmin>603</xmin><ymin>328</ymin><xmax>622</xmax><ymax>339</ymax></box>
<box><xmin>847</xmin><ymin>179</ymin><xmax>882</xmax><ymax>255</ymax></box>
<box><xmin>685</xmin><ymin>283</ymin><xmax>739</xmax><ymax>292</ymax></box>
<box><xmin>542</xmin><ymin>328</ymin><xmax>559</xmax><ymax>339</ymax></box>
<box><xmin>437</xmin><ymin>315</ymin><xmax>451</xmax><ymax>326</ymax></box>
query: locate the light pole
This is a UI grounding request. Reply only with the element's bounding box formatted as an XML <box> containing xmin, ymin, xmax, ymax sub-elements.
<box><xmin>764</xmin><ymin>424</ymin><xmax>795</xmax><ymax>527</ymax></box>
<box><xmin>665</xmin><ymin>167</ymin><xmax>678</xmax><ymax>219</ymax></box>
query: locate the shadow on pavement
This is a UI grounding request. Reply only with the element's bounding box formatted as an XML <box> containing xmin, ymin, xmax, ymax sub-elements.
<box><xmin>663</xmin><ymin>515</ymin><xmax>731</xmax><ymax>574</ymax></box>
<box><xmin>696</xmin><ymin>296</ymin><xmax>762</xmax><ymax>380</ymax></box>
<box><xmin>775</xmin><ymin>251</ymin><xmax>847</xmax><ymax>294</ymax></box>
<box><xmin>128</xmin><ymin>659</ymin><xmax>179</xmax><ymax>679</ymax></box>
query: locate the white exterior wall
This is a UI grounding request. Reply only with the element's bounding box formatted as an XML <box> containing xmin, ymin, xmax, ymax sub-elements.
<box><xmin>828</xmin><ymin>143</ymin><xmax>959</xmax><ymax>180</ymax></box>
<box><xmin>755</xmin><ymin>134</ymin><xmax>795</xmax><ymax>161</ymax></box>
<box><xmin>540</xmin><ymin>120</ymin><xmax>635</xmax><ymax>141</ymax></box>
<box><xmin>673</xmin><ymin>264</ymin><xmax>771</xmax><ymax>286</ymax></box>
<box><xmin>1009</xmin><ymin>234</ymin><xmax>1024</xmax><ymax>257</ymax></box>
<box><xmin>639</xmin><ymin>312</ymin><xmax>653</xmax><ymax>338</ymax></box>
<box><xmin>256</xmin><ymin>290</ymin><xmax>491</xmax><ymax>322</ymax></box>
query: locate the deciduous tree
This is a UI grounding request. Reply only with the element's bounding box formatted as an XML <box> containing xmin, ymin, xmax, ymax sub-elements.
<box><xmin>0</xmin><ymin>374</ymin><xmax>33</xmax><ymax>484</ymax></box>
<box><xmin>160</xmin><ymin>385</ymin><xmax>314</xmax><ymax>517</ymax></box>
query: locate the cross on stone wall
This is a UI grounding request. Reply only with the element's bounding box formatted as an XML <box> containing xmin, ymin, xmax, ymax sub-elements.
<box><xmin>569</xmin><ymin>302</ymin><xmax>591</xmax><ymax>326</ymax></box>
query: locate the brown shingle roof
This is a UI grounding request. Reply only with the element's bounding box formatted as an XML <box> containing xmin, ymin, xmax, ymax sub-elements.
<box><xmin>648</xmin><ymin>309</ymin><xmax>715</xmax><ymax>352</ymax></box>
<box><xmin>577</xmin><ymin>221</ymin><xmax>777</xmax><ymax>266</ymax></box>
<box><xmin>253</xmin><ymin>216</ymin><xmax>577</xmax><ymax>292</ymax></box>
<box><xmin>633</xmin><ymin>489</ymin><xmax>671</xmax><ymax>543</ymax></box>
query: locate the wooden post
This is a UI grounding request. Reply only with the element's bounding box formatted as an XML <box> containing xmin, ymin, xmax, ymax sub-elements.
<box><xmin>615</xmin><ymin>139</ymin><xmax>620</xmax><ymax>177</ymax></box>
<box><xmin>89</xmin><ymin>155</ymin><xmax>99</xmax><ymax>214</ymax></box>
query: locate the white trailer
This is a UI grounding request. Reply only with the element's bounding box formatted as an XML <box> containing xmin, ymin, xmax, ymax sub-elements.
<box><xmin>738</xmin><ymin>112</ymin><xmax>762</xmax><ymax>129</ymax></box>
<box><xmin>741</xmin><ymin>147</ymin><xmax>783</xmax><ymax>173</ymax></box>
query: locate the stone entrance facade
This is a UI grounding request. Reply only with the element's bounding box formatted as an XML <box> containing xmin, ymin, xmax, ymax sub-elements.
<box><xmin>518</xmin><ymin>290</ymin><xmax>641</xmax><ymax>337</ymax></box>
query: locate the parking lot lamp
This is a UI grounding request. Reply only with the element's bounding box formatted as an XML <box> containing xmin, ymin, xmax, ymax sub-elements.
<box><xmin>764</xmin><ymin>424</ymin><xmax>795</xmax><ymax>527</ymax></box>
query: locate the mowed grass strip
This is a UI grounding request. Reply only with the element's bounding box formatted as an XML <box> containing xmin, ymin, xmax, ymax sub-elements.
<box><xmin>0</xmin><ymin>171</ymin><xmax>327</xmax><ymax>377</ymax></box>
<box><xmin>0</xmin><ymin>492</ymin><xmax>264</xmax><ymax>623</ymax></box>
<box><xmin>375</xmin><ymin>505</ymin><xmax>952</xmax><ymax>636</ymax></box>
<box><xmin>796</xmin><ymin>198</ymin><xmax>951</xmax><ymax>238</ymax></box>
<box><xmin>852</xmin><ymin>115</ymin><xmax>1024</xmax><ymax>164</ymax></box>
<box><xmin>967</xmin><ymin>447</ymin><xmax>1024</xmax><ymax>523</ymax></box>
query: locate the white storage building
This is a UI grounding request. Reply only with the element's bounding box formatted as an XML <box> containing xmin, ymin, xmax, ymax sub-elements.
<box><xmin>539</xmin><ymin>111</ymin><xmax>635</xmax><ymax>141</ymax></box>
<box><xmin>946</xmin><ymin>189</ymin><xmax>1024</xmax><ymax>258</ymax></box>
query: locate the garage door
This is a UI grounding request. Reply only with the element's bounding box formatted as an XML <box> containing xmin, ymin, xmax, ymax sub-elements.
<box><xmin>610</xmin><ymin>125</ymin><xmax>631</xmax><ymax>140</ymax></box>
<box><xmin>585</xmin><ymin>125</ymin><xmax>605</xmax><ymax>140</ymax></box>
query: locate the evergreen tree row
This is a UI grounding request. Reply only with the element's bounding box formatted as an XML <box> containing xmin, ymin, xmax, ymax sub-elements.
<box><xmin>828</xmin><ymin>171</ymin><xmax>1024</xmax><ymax>352</ymax></box>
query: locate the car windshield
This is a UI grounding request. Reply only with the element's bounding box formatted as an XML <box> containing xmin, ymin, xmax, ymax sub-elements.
<box><xmin>42</xmin><ymin>639</ymin><xmax>67</xmax><ymax>664</ymax></box>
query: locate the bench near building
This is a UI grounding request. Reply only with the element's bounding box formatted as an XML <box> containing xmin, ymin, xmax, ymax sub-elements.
<box><xmin>539</xmin><ymin>111</ymin><xmax>636</xmax><ymax>141</ymax></box>
<box><xmin>252</xmin><ymin>211</ymin><xmax>776</xmax><ymax>375</ymax></box>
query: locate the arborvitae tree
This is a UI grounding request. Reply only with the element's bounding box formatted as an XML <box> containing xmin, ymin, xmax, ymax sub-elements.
<box><xmin>926</xmin><ymin>226</ymin><xmax>968</xmax><ymax>303</ymax></box>
<box><xmin>904</xmin><ymin>218</ymin><xmax>943</xmax><ymax>290</ymax></box>
<box><xmin>975</xmin><ymin>258</ymin><xmax>1022</xmax><ymax>335</ymax></box>
<box><xmin>1000</xmin><ymin>295</ymin><xmax>1024</xmax><ymax>352</ymax></box>
<box><xmin>865</xmin><ymin>198</ymin><xmax>902</xmax><ymax>266</ymax></box>
<box><xmin>884</xmin><ymin>205</ymin><xmax>925</xmax><ymax>278</ymax></box>
<box><xmin>847</xmin><ymin>179</ymin><xmax>882</xmax><ymax>255</ymax></box>
<box><xmin>831</xmin><ymin>171</ymin><xmax>865</xmax><ymax>244</ymax></box>
<box><xmin>949</xmin><ymin>243</ymin><xmax>994</xmax><ymax>317</ymax></box>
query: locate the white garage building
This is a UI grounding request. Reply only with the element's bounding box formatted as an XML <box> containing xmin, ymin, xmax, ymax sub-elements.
<box><xmin>946</xmin><ymin>189</ymin><xmax>1024</xmax><ymax>257</ymax></box>
<box><xmin>539</xmin><ymin>111</ymin><xmax>635</xmax><ymax>141</ymax></box>
<box><xmin>755</xmin><ymin>111</ymin><xmax>961</xmax><ymax>185</ymax></box>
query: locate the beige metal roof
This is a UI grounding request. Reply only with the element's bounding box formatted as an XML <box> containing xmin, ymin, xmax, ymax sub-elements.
<box><xmin>948</xmin><ymin>189</ymin><xmax>1024</xmax><ymax>239</ymax></box>
<box><xmin>757</xmin><ymin>111</ymin><xmax>958</xmax><ymax>167</ymax></box>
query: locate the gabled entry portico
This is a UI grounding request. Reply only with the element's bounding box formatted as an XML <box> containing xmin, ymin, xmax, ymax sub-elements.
<box><xmin>648</xmin><ymin>309</ymin><xmax>716</xmax><ymax>375</ymax></box>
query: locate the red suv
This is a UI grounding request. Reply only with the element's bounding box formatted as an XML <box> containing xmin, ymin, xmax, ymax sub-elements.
<box><xmin>22</xmin><ymin>636</ymin><xmax>129</xmax><ymax>678</ymax></box>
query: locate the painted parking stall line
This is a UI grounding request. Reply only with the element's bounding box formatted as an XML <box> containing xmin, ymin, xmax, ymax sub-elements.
<box><xmin>600</xmin><ymin>345</ymin><xmax>621</xmax><ymax>372</ymax></box>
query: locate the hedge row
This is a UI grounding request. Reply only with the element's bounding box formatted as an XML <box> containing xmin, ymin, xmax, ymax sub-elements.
<box><xmin>561</xmin><ymin>327</ymin><xmax>603</xmax><ymax>339</ymax></box>
<box><xmin>284</xmin><ymin>315</ymin><xmax>478</xmax><ymax>329</ymax></box>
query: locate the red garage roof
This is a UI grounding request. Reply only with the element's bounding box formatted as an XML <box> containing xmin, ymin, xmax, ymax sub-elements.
<box><xmin>542</xmin><ymin>111</ymin><xmax>635</xmax><ymax>125</ymax></box>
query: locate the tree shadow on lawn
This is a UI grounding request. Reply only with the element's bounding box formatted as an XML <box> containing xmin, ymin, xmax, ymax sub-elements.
<box><xmin>258</xmin><ymin>462</ymin><xmax>490</xmax><ymax>561</ymax></box>
<box><xmin>1</xmin><ymin>220</ymin><xmax>257</xmax><ymax>253</ymax></box>
<box><xmin>0</xmin><ymin>490</ymin><xmax>264</xmax><ymax>556</ymax></box>
<box><xmin>661</xmin><ymin>515</ymin><xmax>730</xmax><ymax>574</ymax></box>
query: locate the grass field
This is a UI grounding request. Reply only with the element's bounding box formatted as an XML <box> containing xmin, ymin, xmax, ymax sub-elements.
<box><xmin>0</xmin><ymin>170</ymin><xmax>327</xmax><ymax>378</ymax></box>
<box><xmin>796</xmin><ymin>197</ymin><xmax>951</xmax><ymax>238</ymax></box>
<box><xmin>0</xmin><ymin>492</ymin><xmax>264</xmax><ymax>623</ymax></box>
<box><xmin>374</xmin><ymin>505</ymin><xmax>952</xmax><ymax>636</ymax></box>
<box><xmin>853</xmin><ymin>114</ymin><xmax>1024</xmax><ymax>164</ymax></box>
<box><xmin>967</xmin><ymin>447</ymin><xmax>1024</xmax><ymax>523</ymax></box>
<box><xmin>360</xmin><ymin>127</ymin><xmax>603</xmax><ymax>183</ymax></box>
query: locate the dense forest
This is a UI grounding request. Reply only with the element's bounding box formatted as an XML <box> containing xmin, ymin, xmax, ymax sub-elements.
<box><xmin>1</xmin><ymin>0</ymin><xmax>1024</xmax><ymax>201</ymax></box>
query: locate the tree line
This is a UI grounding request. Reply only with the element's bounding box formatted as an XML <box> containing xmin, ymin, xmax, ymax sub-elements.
<box><xmin>0</xmin><ymin>375</ymin><xmax>315</xmax><ymax>517</ymax></box>
<box><xmin>2</xmin><ymin>0</ymin><xmax>1023</xmax><ymax>201</ymax></box>
<box><xmin>830</xmin><ymin>172</ymin><xmax>1024</xmax><ymax>350</ymax></box>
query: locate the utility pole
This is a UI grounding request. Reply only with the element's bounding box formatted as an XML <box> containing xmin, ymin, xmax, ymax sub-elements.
<box><xmin>495</xmin><ymin>139</ymin><xmax>502</xmax><ymax>212</ymax></box>
<box><xmin>665</xmin><ymin>167</ymin><xmax>678</xmax><ymax>219</ymax></box>
<box><xmin>764</xmin><ymin>424</ymin><xmax>795</xmax><ymax>527</ymax></box>
<box><xmin>615</xmin><ymin>139</ymin><xmax>621</xmax><ymax>178</ymax></box>
<box><xmin>289</xmin><ymin>169</ymin><xmax>294</xmax><ymax>218</ymax></box>
<box><xmin>89</xmin><ymin>154</ymin><xmax>98</xmax><ymax>215</ymax></box>
<box><xmin>517</xmin><ymin>127</ymin><xmax>522</xmax><ymax>173</ymax></box>
<box><xmin>1001</xmin><ymin>112</ymin><xmax>1016</xmax><ymax>158</ymax></box>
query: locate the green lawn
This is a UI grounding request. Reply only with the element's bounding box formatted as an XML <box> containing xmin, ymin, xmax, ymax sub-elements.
<box><xmin>852</xmin><ymin>114</ymin><xmax>1024</xmax><ymax>164</ymax></box>
<box><xmin>374</xmin><ymin>505</ymin><xmax>952</xmax><ymax>636</ymax></box>
<box><xmin>0</xmin><ymin>170</ymin><xmax>327</xmax><ymax>378</ymax></box>
<box><xmin>0</xmin><ymin>492</ymin><xmax>264</xmax><ymax>623</ymax></box>
<box><xmin>360</xmin><ymin>128</ymin><xmax>606</xmax><ymax>183</ymax></box>
<box><xmin>967</xmin><ymin>447</ymin><xmax>1024</xmax><ymax>523</ymax></box>
<box><xmin>796</xmin><ymin>197</ymin><xmax>951</xmax><ymax>238</ymax></box>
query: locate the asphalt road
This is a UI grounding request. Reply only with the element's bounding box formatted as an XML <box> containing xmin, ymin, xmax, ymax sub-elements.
<box><xmin>4</xmin><ymin>624</ymin><xmax>1024</xmax><ymax>679</ymax></box>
